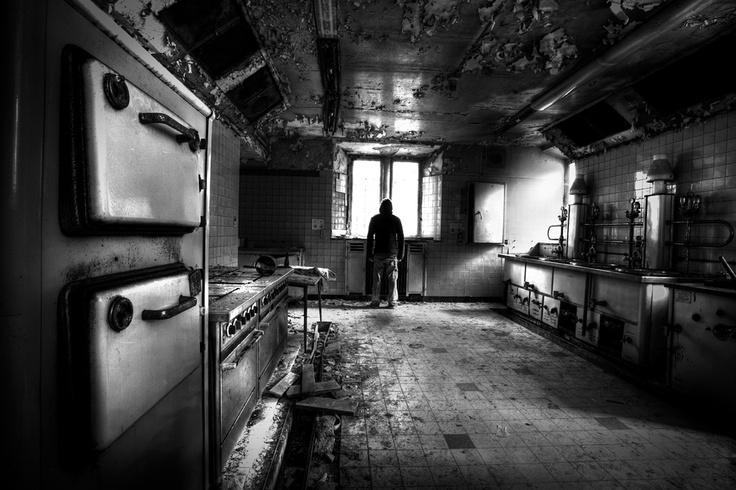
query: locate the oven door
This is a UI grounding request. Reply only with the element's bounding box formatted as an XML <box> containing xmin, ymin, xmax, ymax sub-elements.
<box><xmin>219</xmin><ymin>329</ymin><xmax>262</xmax><ymax>470</ymax></box>
<box><xmin>60</xmin><ymin>44</ymin><xmax>203</xmax><ymax>236</ymax></box>
<box><xmin>59</xmin><ymin>263</ymin><xmax>203</xmax><ymax>453</ymax></box>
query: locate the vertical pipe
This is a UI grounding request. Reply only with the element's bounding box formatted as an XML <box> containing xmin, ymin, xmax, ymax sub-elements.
<box><xmin>1</xmin><ymin>0</ymin><xmax>47</xmax><ymax>487</ymax></box>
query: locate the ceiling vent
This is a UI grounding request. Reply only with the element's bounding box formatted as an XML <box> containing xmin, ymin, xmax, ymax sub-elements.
<box><xmin>225</xmin><ymin>66</ymin><xmax>283</xmax><ymax>122</ymax></box>
<box><xmin>157</xmin><ymin>0</ymin><xmax>282</xmax><ymax>123</ymax></box>
<box><xmin>551</xmin><ymin>101</ymin><xmax>631</xmax><ymax>148</ymax></box>
<box><xmin>632</xmin><ymin>29</ymin><xmax>736</xmax><ymax>117</ymax></box>
<box><xmin>157</xmin><ymin>0</ymin><xmax>260</xmax><ymax>80</ymax></box>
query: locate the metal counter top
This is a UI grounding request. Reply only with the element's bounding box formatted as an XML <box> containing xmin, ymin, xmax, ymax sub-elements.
<box><xmin>208</xmin><ymin>267</ymin><xmax>293</xmax><ymax>322</ymax></box>
<box><xmin>499</xmin><ymin>254</ymin><xmax>710</xmax><ymax>284</ymax></box>
<box><xmin>664</xmin><ymin>281</ymin><xmax>736</xmax><ymax>297</ymax></box>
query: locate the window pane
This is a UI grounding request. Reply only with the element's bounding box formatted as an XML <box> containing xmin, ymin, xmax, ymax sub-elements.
<box><xmin>391</xmin><ymin>161</ymin><xmax>419</xmax><ymax>237</ymax></box>
<box><xmin>351</xmin><ymin>159</ymin><xmax>381</xmax><ymax>237</ymax></box>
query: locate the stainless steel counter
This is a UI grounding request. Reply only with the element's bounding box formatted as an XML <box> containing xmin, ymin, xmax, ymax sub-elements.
<box><xmin>498</xmin><ymin>254</ymin><xmax>708</xmax><ymax>284</ymax></box>
<box><xmin>499</xmin><ymin>253</ymin><xmax>710</xmax><ymax>373</ymax></box>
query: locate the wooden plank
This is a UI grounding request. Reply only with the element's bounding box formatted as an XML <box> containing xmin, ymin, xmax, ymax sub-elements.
<box><xmin>286</xmin><ymin>379</ymin><xmax>341</xmax><ymax>398</ymax></box>
<box><xmin>301</xmin><ymin>363</ymin><xmax>315</xmax><ymax>395</ymax></box>
<box><xmin>268</xmin><ymin>371</ymin><xmax>299</xmax><ymax>398</ymax></box>
<box><xmin>295</xmin><ymin>397</ymin><xmax>356</xmax><ymax>416</ymax></box>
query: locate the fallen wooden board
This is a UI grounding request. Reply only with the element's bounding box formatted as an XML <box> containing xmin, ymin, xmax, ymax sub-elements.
<box><xmin>301</xmin><ymin>363</ymin><xmax>315</xmax><ymax>395</ymax></box>
<box><xmin>295</xmin><ymin>397</ymin><xmax>356</xmax><ymax>416</ymax></box>
<box><xmin>268</xmin><ymin>372</ymin><xmax>299</xmax><ymax>398</ymax></box>
<box><xmin>286</xmin><ymin>379</ymin><xmax>341</xmax><ymax>398</ymax></box>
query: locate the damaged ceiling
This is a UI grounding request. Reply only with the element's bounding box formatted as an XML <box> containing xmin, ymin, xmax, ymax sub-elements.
<box><xmin>96</xmin><ymin>0</ymin><xmax>736</xmax><ymax>160</ymax></box>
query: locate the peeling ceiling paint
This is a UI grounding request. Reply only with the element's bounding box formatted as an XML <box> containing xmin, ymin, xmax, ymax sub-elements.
<box><xmin>97</xmin><ymin>0</ymin><xmax>736</xmax><ymax>160</ymax></box>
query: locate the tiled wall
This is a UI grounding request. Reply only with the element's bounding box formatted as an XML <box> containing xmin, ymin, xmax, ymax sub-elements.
<box><xmin>575</xmin><ymin>111</ymin><xmax>736</xmax><ymax>276</ymax></box>
<box><xmin>424</xmin><ymin>146</ymin><xmax>565</xmax><ymax>298</ymax></box>
<box><xmin>239</xmin><ymin>170</ymin><xmax>347</xmax><ymax>294</ymax></box>
<box><xmin>238</xmin><ymin>145</ymin><xmax>565</xmax><ymax>299</ymax></box>
<box><xmin>208</xmin><ymin>120</ymin><xmax>241</xmax><ymax>266</ymax></box>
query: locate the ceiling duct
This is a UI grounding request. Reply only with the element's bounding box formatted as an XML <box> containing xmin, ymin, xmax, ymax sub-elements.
<box><xmin>550</xmin><ymin>101</ymin><xmax>631</xmax><ymax>148</ymax></box>
<box><xmin>494</xmin><ymin>0</ymin><xmax>721</xmax><ymax>136</ymax></box>
<box><xmin>313</xmin><ymin>0</ymin><xmax>341</xmax><ymax>135</ymax></box>
<box><xmin>632</xmin><ymin>28</ymin><xmax>736</xmax><ymax>117</ymax></box>
<box><xmin>225</xmin><ymin>66</ymin><xmax>283</xmax><ymax>122</ymax></box>
<box><xmin>157</xmin><ymin>0</ymin><xmax>260</xmax><ymax>79</ymax></box>
<box><xmin>157</xmin><ymin>0</ymin><xmax>283</xmax><ymax>124</ymax></box>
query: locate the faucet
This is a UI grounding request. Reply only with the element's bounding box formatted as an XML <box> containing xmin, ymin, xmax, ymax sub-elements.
<box><xmin>552</xmin><ymin>206</ymin><xmax>568</xmax><ymax>259</ymax></box>
<box><xmin>583</xmin><ymin>236</ymin><xmax>597</xmax><ymax>263</ymax></box>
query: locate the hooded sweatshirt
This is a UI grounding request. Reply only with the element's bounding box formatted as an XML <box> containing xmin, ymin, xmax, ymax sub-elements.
<box><xmin>366</xmin><ymin>199</ymin><xmax>405</xmax><ymax>259</ymax></box>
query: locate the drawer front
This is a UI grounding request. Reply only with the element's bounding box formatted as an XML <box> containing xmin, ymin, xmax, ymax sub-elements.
<box><xmin>507</xmin><ymin>284</ymin><xmax>530</xmax><ymax>315</ymax></box>
<box><xmin>552</xmin><ymin>268</ymin><xmax>586</xmax><ymax>305</ymax></box>
<box><xmin>529</xmin><ymin>292</ymin><xmax>544</xmax><ymax>320</ymax></box>
<box><xmin>542</xmin><ymin>297</ymin><xmax>560</xmax><ymax>328</ymax></box>
<box><xmin>503</xmin><ymin>260</ymin><xmax>525</xmax><ymax>285</ymax></box>
<box><xmin>525</xmin><ymin>263</ymin><xmax>553</xmax><ymax>295</ymax></box>
<box><xmin>590</xmin><ymin>275</ymin><xmax>641</xmax><ymax>322</ymax></box>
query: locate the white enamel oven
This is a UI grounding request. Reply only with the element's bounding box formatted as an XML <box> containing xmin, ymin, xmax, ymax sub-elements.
<box><xmin>35</xmin><ymin>1</ymin><xmax>212</xmax><ymax>489</ymax></box>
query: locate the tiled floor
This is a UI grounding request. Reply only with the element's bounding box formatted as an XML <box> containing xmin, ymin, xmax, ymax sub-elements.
<box><xmin>303</xmin><ymin>300</ymin><xmax>736</xmax><ymax>489</ymax></box>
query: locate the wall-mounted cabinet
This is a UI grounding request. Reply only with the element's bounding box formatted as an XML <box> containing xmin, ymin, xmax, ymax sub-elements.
<box><xmin>468</xmin><ymin>182</ymin><xmax>505</xmax><ymax>243</ymax></box>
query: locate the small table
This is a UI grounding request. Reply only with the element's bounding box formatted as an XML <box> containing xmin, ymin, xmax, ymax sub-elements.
<box><xmin>287</xmin><ymin>274</ymin><xmax>323</xmax><ymax>351</ymax></box>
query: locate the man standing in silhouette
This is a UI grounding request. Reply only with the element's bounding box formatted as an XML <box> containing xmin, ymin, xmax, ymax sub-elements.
<box><xmin>366</xmin><ymin>198</ymin><xmax>404</xmax><ymax>308</ymax></box>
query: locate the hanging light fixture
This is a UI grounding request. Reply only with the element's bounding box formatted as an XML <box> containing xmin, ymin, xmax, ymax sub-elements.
<box><xmin>313</xmin><ymin>0</ymin><xmax>340</xmax><ymax>135</ymax></box>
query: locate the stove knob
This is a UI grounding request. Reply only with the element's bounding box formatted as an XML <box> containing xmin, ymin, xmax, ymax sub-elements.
<box><xmin>226</xmin><ymin>321</ymin><xmax>237</xmax><ymax>336</ymax></box>
<box><xmin>234</xmin><ymin>319</ymin><xmax>242</xmax><ymax>331</ymax></box>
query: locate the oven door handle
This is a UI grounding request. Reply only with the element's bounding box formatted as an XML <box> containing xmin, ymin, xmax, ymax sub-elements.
<box><xmin>139</xmin><ymin>112</ymin><xmax>200</xmax><ymax>152</ymax></box>
<box><xmin>142</xmin><ymin>295</ymin><xmax>197</xmax><ymax>321</ymax></box>
<box><xmin>222</xmin><ymin>330</ymin><xmax>263</xmax><ymax>371</ymax></box>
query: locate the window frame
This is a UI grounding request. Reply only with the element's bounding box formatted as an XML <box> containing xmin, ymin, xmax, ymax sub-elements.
<box><xmin>348</xmin><ymin>157</ymin><xmax>422</xmax><ymax>238</ymax></box>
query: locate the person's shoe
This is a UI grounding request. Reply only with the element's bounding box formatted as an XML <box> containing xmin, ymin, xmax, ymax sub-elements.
<box><xmin>369</xmin><ymin>301</ymin><xmax>380</xmax><ymax>308</ymax></box>
<box><xmin>388</xmin><ymin>302</ymin><xmax>397</xmax><ymax>308</ymax></box>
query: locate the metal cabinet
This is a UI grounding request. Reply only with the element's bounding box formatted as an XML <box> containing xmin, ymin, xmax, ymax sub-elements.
<box><xmin>668</xmin><ymin>285</ymin><xmax>736</xmax><ymax>418</ymax></box>
<box><xmin>501</xmin><ymin>256</ymin><xmax>677</xmax><ymax>370</ymax></box>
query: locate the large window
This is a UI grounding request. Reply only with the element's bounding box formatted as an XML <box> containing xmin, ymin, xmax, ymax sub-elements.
<box><xmin>349</xmin><ymin>159</ymin><xmax>420</xmax><ymax>237</ymax></box>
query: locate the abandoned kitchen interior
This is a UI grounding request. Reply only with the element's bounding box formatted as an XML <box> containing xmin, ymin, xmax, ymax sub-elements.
<box><xmin>5</xmin><ymin>0</ymin><xmax>736</xmax><ymax>488</ymax></box>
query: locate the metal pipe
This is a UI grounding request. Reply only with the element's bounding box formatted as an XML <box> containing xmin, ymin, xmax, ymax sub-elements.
<box><xmin>495</xmin><ymin>0</ymin><xmax>720</xmax><ymax>133</ymax></box>
<box><xmin>581</xmin><ymin>238</ymin><xmax>633</xmax><ymax>245</ymax></box>
<box><xmin>582</xmin><ymin>222</ymin><xmax>642</xmax><ymax>228</ymax></box>
<box><xmin>667</xmin><ymin>219</ymin><xmax>734</xmax><ymax>248</ymax></box>
<box><xmin>720</xmin><ymin>256</ymin><xmax>736</xmax><ymax>281</ymax></box>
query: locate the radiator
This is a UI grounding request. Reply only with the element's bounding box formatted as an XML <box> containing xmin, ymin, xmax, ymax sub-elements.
<box><xmin>345</xmin><ymin>241</ymin><xmax>366</xmax><ymax>295</ymax></box>
<box><xmin>345</xmin><ymin>241</ymin><xmax>426</xmax><ymax>297</ymax></box>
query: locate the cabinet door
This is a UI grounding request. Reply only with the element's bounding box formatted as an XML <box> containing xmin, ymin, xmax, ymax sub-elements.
<box><xmin>551</xmin><ymin>268</ymin><xmax>586</xmax><ymax>306</ymax></box>
<box><xmin>525</xmin><ymin>263</ymin><xmax>553</xmax><ymax>295</ymax></box>
<box><xmin>469</xmin><ymin>182</ymin><xmax>504</xmax><ymax>243</ymax></box>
